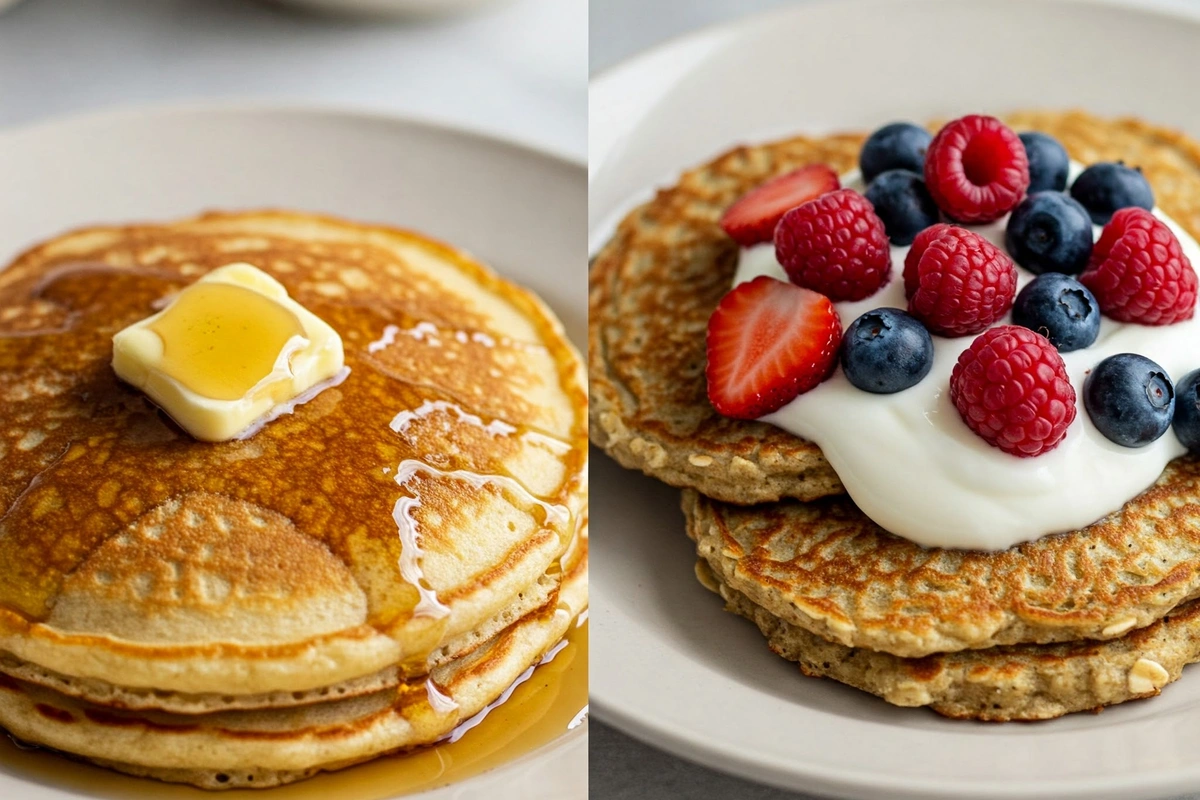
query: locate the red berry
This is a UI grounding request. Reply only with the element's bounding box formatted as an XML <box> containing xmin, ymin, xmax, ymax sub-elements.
<box><xmin>706</xmin><ymin>276</ymin><xmax>842</xmax><ymax>419</ymax></box>
<box><xmin>1079</xmin><ymin>207</ymin><xmax>1197</xmax><ymax>325</ymax></box>
<box><xmin>950</xmin><ymin>326</ymin><xmax>1076</xmax><ymax>457</ymax></box>
<box><xmin>774</xmin><ymin>189</ymin><xmax>891</xmax><ymax>301</ymax></box>
<box><xmin>905</xmin><ymin>225</ymin><xmax>1018</xmax><ymax>337</ymax></box>
<box><xmin>903</xmin><ymin>223</ymin><xmax>953</xmax><ymax>299</ymax></box>
<box><xmin>719</xmin><ymin>164</ymin><xmax>840</xmax><ymax>247</ymax></box>
<box><xmin>924</xmin><ymin>115</ymin><xmax>1029</xmax><ymax>223</ymax></box>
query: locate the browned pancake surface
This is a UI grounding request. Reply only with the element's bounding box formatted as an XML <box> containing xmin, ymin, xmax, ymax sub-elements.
<box><xmin>0</xmin><ymin>211</ymin><xmax>588</xmax><ymax>694</ymax></box>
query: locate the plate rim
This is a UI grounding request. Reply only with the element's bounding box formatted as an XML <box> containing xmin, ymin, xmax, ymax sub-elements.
<box><xmin>588</xmin><ymin>0</ymin><xmax>1200</xmax><ymax>184</ymax></box>
<box><xmin>0</xmin><ymin>102</ymin><xmax>587</xmax><ymax>800</ymax></box>
<box><xmin>588</xmin><ymin>1</ymin><xmax>1200</xmax><ymax>797</ymax></box>
<box><xmin>0</xmin><ymin>100</ymin><xmax>585</xmax><ymax>170</ymax></box>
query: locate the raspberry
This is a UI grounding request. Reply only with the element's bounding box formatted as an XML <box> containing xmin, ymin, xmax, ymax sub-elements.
<box><xmin>904</xmin><ymin>225</ymin><xmax>1017</xmax><ymax>337</ymax></box>
<box><xmin>1079</xmin><ymin>207</ymin><xmax>1197</xmax><ymax>325</ymax></box>
<box><xmin>925</xmin><ymin>115</ymin><xmax>1029</xmax><ymax>223</ymax></box>
<box><xmin>950</xmin><ymin>326</ymin><xmax>1076</xmax><ymax>457</ymax></box>
<box><xmin>902</xmin><ymin>222</ymin><xmax>952</xmax><ymax>298</ymax></box>
<box><xmin>774</xmin><ymin>189</ymin><xmax>891</xmax><ymax>301</ymax></box>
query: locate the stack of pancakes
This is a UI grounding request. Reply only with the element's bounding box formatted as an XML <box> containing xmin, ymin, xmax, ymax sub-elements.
<box><xmin>590</xmin><ymin>110</ymin><xmax>1200</xmax><ymax>720</ymax></box>
<box><xmin>0</xmin><ymin>211</ymin><xmax>588</xmax><ymax>787</ymax></box>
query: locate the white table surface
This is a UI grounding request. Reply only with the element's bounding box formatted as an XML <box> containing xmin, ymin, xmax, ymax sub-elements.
<box><xmin>588</xmin><ymin>0</ymin><xmax>1200</xmax><ymax>798</ymax></box>
<box><xmin>0</xmin><ymin>0</ymin><xmax>586</xmax><ymax>163</ymax></box>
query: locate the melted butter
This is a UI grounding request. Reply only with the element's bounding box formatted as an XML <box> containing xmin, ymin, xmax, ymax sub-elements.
<box><xmin>0</xmin><ymin>621</ymin><xmax>589</xmax><ymax>799</ymax></box>
<box><xmin>148</xmin><ymin>282</ymin><xmax>307</xmax><ymax>402</ymax></box>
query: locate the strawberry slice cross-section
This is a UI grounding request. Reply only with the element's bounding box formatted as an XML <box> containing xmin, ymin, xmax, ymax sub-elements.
<box><xmin>719</xmin><ymin>164</ymin><xmax>840</xmax><ymax>247</ymax></box>
<box><xmin>705</xmin><ymin>275</ymin><xmax>843</xmax><ymax>419</ymax></box>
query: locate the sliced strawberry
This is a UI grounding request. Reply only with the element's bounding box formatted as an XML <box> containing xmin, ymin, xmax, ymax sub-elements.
<box><xmin>705</xmin><ymin>276</ymin><xmax>842</xmax><ymax>419</ymax></box>
<box><xmin>719</xmin><ymin>164</ymin><xmax>840</xmax><ymax>247</ymax></box>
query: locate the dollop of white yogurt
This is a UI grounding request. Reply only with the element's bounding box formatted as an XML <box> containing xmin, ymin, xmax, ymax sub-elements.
<box><xmin>733</xmin><ymin>167</ymin><xmax>1200</xmax><ymax>551</ymax></box>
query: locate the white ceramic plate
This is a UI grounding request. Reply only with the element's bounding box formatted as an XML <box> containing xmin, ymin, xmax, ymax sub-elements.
<box><xmin>0</xmin><ymin>105</ymin><xmax>586</xmax><ymax>800</ymax></box>
<box><xmin>265</xmin><ymin>0</ymin><xmax>508</xmax><ymax>18</ymax></box>
<box><xmin>590</xmin><ymin>2</ymin><xmax>1200</xmax><ymax>798</ymax></box>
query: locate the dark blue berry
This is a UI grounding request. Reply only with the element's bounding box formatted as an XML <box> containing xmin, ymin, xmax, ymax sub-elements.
<box><xmin>864</xmin><ymin>170</ymin><xmax>939</xmax><ymax>246</ymax></box>
<box><xmin>1004</xmin><ymin>192</ymin><xmax>1093</xmax><ymax>275</ymax></box>
<box><xmin>1011</xmin><ymin>273</ymin><xmax>1100</xmax><ymax>352</ymax></box>
<box><xmin>1173</xmin><ymin>369</ymin><xmax>1200</xmax><ymax>451</ymax></box>
<box><xmin>1070</xmin><ymin>162</ymin><xmax>1155</xmax><ymax>225</ymax></box>
<box><xmin>1019</xmin><ymin>132</ymin><xmax>1069</xmax><ymax>193</ymax></box>
<box><xmin>1084</xmin><ymin>354</ymin><xmax>1174</xmax><ymax>448</ymax></box>
<box><xmin>860</xmin><ymin>123</ymin><xmax>933</xmax><ymax>184</ymax></box>
<box><xmin>840</xmin><ymin>308</ymin><xmax>933</xmax><ymax>394</ymax></box>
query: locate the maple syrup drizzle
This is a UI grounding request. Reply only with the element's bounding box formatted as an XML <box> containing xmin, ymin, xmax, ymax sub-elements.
<box><xmin>442</xmin><ymin>637</ymin><xmax>570</xmax><ymax>745</ymax></box>
<box><xmin>424</xmin><ymin>680</ymin><xmax>459</xmax><ymax>714</ymax></box>
<box><xmin>147</xmin><ymin>281</ymin><xmax>309</xmax><ymax>402</ymax></box>
<box><xmin>389</xmin><ymin>399</ymin><xmax>574</xmax><ymax>455</ymax></box>
<box><xmin>234</xmin><ymin>366</ymin><xmax>351</xmax><ymax>441</ymax></box>
<box><xmin>0</xmin><ymin>618</ymin><xmax>589</xmax><ymax>798</ymax></box>
<box><xmin>390</xmin><ymin>400</ymin><xmax>516</xmax><ymax>438</ymax></box>
<box><xmin>391</xmin><ymin>460</ymin><xmax>570</xmax><ymax>620</ymax></box>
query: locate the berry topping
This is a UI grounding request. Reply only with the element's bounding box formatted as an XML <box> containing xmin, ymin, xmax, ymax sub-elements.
<box><xmin>774</xmin><ymin>189</ymin><xmax>891</xmax><ymax>301</ymax></box>
<box><xmin>1019</xmin><ymin>132</ymin><xmax>1070</xmax><ymax>193</ymax></box>
<box><xmin>1004</xmin><ymin>191</ymin><xmax>1094</xmax><ymax>276</ymax></box>
<box><xmin>719</xmin><ymin>164</ymin><xmax>840</xmax><ymax>247</ymax></box>
<box><xmin>1070</xmin><ymin>161</ymin><xmax>1155</xmax><ymax>225</ymax></box>
<box><xmin>705</xmin><ymin>276</ymin><xmax>842</xmax><ymax>419</ymax></box>
<box><xmin>950</xmin><ymin>326</ymin><xmax>1076</xmax><ymax>457</ymax></box>
<box><xmin>1011</xmin><ymin>273</ymin><xmax>1101</xmax><ymax>352</ymax></box>
<box><xmin>902</xmin><ymin>222</ymin><xmax>953</xmax><ymax>298</ymax></box>
<box><xmin>840</xmin><ymin>308</ymin><xmax>933</xmax><ymax>394</ymax></box>
<box><xmin>1079</xmin><ymin>207</ymin><xmax>1197</xmax><ymax>325</ymax></box>
<box><xmin>924</xmin><ymin>115</ymin><xmax>1030</xmax><ymax>223</ymax></box>
<box><xmin>1083</xmin><ymin>353</ymin><xmax>1174</xmax><ymax>448</ymax></box>
<box><xmin>859</xmin><ymin>122</ymin><xmax>933</xmax><ymax>183</ymax></box>
<box><xmin>903</xmin><ymin>225</ymin><xmax>1018</xmax><ymax>337</ymax></box>
<box><xmin>1172</xmin><ymin>369</ymin><xmax>1200</xmax><ymax>451</ymax></box>
<box><xmin>864</xmin><ymin>169</ymin><xmax>939</xmax><ymax>246</ymax></box>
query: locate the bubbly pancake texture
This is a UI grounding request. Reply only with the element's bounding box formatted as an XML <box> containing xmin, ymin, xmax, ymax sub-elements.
<box><xmin>699</xmin><ymin>560</ymin><xmax>1200</xmax><ymax>721</ymax></box>
<box><xmin>0</xmin><ymin>210</ymin><xmax>588</xmax><ymax>695</ymax></box>
<box><xmin>685</xmin><ymin>456</ymin><xmax>1200</xmax><ymax>658</ymax></box>
<box><xmin>0</xmin><ymin>539</ymin><xmax>587</xmax><ymax>788</ymax></box>
<box><xmin>589</xmin><ymin>110</ymin><xmax>1200</xmax><ymax>504</ymax></box>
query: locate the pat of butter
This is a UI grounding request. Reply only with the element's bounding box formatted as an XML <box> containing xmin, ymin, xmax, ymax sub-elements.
<box><xmin>112</xmin><ymin>263</ymin><xmax>344</xmax><ymax>441</ymax></box>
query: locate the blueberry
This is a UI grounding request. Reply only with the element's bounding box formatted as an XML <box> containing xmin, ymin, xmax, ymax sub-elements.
<box><xmin>1011</xmin><ymin>273</ymin><xmax>1100</xmax><ymax>352</ymax></box>
<box><xmin>1019</xmin><ymin>132</ymin><xmax>1070</xmax><ymax>193</ymax></box>
<box><xmin>840</xmin><ymin>308</ymin><xmax>934</xmax><ymax>394</ymax></box>
<box><xmin>1004</xmin><ymin>192</ymin><xmax>1094</xmax><ymax>275</ymax></box>
<box><xmin>860</xmin><ymin>123</ymin><xmax>933</xmax><ymax>184</ymax></box>
<box><xmin>1084</xmin><ymin>354</ymin><xmax>1174</xmax><ymax>448</ymax></box>
<box><xmin>864</xmin><ymin>169</ymin><xmax>939</xmax><ymax>246</ymax></box>
<box><xmin>1070</xmin><ymin>162</ymin><xmax>1155</xmax><ymax>225</ymax></box>
<box><xmin>1173</xmin><ymin>369</ymin><xmax>1200</xmax><ymax>450</ymax></box>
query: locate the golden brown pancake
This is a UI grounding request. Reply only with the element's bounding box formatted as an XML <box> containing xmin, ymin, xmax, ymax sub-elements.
<box><xmin>684</xmin><ymin>458</ymin><xmax>1200</xmax><ymax>657</ymax></box>
<box><xmin>589</xmin><ymin>110</ymin><xmax>1200</xmax><ymax>504</ymax></box>
<box><xmin>700</xmin><ymin>559</ymin><xmax>1199</xmax><ymax>721</ymax></box>
<box><xmin>0</xmin><ymin>210</ymin><xmax>588</xmax><ymax>785</ymax></box>
<box><xmin>0</xmin><ymin>538</ymin><xmax>587</xmax><ymax>788</ymax></box>
<box><xmin>593</xmin><ymin>110</ymin><xmax>1200</xmax><ymax>719</ymax></box>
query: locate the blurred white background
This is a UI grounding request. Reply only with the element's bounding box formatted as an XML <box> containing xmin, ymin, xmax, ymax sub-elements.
<box><xmin>0</xmin><ymin>0</ymin><xmax>586</xmax><ymax>161</ymax></box>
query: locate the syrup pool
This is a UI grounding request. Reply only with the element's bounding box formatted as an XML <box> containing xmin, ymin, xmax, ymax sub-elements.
<box><xmin>0</xmin><ymin>619</ymin><xmax>588</xmax><ymax>799</ymax></box>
